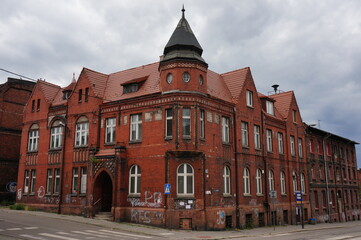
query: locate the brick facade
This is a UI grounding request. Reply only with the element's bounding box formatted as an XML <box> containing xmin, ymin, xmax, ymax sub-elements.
<box><xmin>16</xmin><ymin>9</ymin><xmax>360</xmax><ymax>230</ymax></box>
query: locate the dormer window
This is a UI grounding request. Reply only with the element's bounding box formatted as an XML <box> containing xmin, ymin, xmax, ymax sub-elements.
<box><xmin>246</xmin><ymin>90</ymin><xmax>253</xmax><ymax>107</ymax></box>
<box><xmin>63</xmin><ymin>91</ymin><xmax>70</xmax><ymax>100</ymax></box>
<box><xmin>123</xmin><ymin>83</ymin><xmax>139</xmax><ymax>94</ymax></box>
<box><xmin>266</xmin><ymin>100</ymin><xmax>274</xmax><ymax>115</ymax></box>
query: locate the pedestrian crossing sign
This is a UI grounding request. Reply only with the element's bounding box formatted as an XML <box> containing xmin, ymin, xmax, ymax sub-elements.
<box><xmin>164</xmin><ymin>184</ymin><xmax>171</xmax><ymax>194</ymax></box>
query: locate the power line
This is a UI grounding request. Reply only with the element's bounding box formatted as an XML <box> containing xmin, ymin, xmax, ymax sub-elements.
<box><xmin>0</xmin><ymin>68</ymin><xmax>38</xmax><ymax>82</ymax></box>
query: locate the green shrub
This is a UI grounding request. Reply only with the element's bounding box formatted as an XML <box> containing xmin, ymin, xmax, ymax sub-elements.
<box><xmin>9</xmin><ymin>203</ymin><xmax>25</xmax><ymax>210</ymax></box>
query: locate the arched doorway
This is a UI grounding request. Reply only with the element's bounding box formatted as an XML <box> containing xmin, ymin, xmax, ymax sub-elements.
<box><xmin>93</xmin><ymin>171</ymin><xmax>113</xmax><ymax>212</ymax></box>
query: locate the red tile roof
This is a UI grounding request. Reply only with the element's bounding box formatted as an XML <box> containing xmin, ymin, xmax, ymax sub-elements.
<box><xmin>82</xmin><ymin>68</ymin><xmax>109</xmax><ymax>98</ymax></box>
<box><xmin>270</xmin><ymin>91</ymin><xmax>294</xmax><ymax>119</ymax></box>
<box><xmin>37</xmin><ymin>80</ymin><xmax>61</xmax><ymax>104</ymax></box>
<box><xmin>221</xmin><ymin>67</ymin><xmax>250</xmax><ymax>103</ymax></box>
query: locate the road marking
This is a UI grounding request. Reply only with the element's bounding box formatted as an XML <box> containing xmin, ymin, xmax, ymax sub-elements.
<box><xmin>85</xmin><ymin>230</ymin><xmax>137</xmax><ymax>239</ymax></box>
<box><xmin>100</xmin><ymin>229</ymin><xmax>153</xmax><ymax>238</ymax></box>
<box><xmin>20</xmin><ymin>235</ymin><xmax>46</xmax><ymax>240</ymax></box>
<box><xmin>39</xmin><ymin>233</ymin><xmax>80</xmax><ymax>240</ymax></box>
<box><xmin>262</xmin><ymin>233</ymin><xmax>291</xmax><ymax>238</ymax></box>
<box><xmin>327</xmin><ymin>236</ymin><xmax>352</xmax><ymax>240</ymax></box>
<box><xmin>7</xmin><ymin>227</ymin><xmax>22</xmax><ymax>230</ymax></box>
<box><xmin>160</xmin><ymin>233</ymin><xmax>174</xmax><ymax>235</ymax></box>
<box><xmin>72</xmin><ymin>230</ymin><xmax>115</xmax><ymax>239</ymax></box>
<box><xmin>24</xmin><ymin>226</ymin><xmax>39</xmax><ymax>230</ymax></box>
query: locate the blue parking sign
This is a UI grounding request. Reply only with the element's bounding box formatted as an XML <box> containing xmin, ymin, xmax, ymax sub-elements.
<box><xmin>164</xmin><ymin>184</ymin><xmax>171</xmax><ymax>194</ymax></box>
<box><xmin>295</xmin><ymin>191</ymin><xmax>302</xmax><ymax>203</ymax></box>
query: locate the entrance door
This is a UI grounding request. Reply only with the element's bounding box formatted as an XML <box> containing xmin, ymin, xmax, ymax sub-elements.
<box><xmin>93</xmin><ymin>171</ymin><xmax>113</xmax><ymax>212</ymax></box>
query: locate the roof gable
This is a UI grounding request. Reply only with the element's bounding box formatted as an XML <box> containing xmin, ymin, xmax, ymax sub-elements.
<box><xmin>221</xmin><ymin>67</ymin><xmax>250</xmax><ymax>103</ymax></box>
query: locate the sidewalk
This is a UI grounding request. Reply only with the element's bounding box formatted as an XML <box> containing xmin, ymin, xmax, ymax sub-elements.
<box><xmin>2</xmin><ymin>208</ymin><xmax>361</xmax><ymax>239</ymax></box>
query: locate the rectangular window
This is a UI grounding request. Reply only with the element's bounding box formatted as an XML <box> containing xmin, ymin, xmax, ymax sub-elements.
<box><xmin>241</xmin><ymin>121</ymin><xmax>249</xmax><ymax>147</ymax></box>
<box><xmin>254</xmin><ymin>125</ymin><xmax>261</xmax><ymax>149</ymax></box>
<box><xmin>266</xmin><ymin>129</ymin><xmax>272</xmax><ymax>152</ymax></box>
<box><xmin>292</xmin><ymin>110</ymin><xmax>297</xmax><ymax>123</ymax></box>
<box><xmin>246</xmin><ymin>90</ymin><xmax>253</xmax><ymax>107</ymax></box>
<box><xmin>78</xmin><ymin>89</ymin><xmax>82</xmax><ymax>102</ymax></box>
<box><xmin>298</xmin><ymin>138</ymin><xmax>303</xmax><ymax>158</ymax></box>
<box><xmin>182</xmin><ymin>108</ymin><xmax>191</xmax><ymax>138</ymax></box>
<box><xmin>46</xmin><ymin>169</ymin><xmax>53</xmax><ymax>194</ymax></box>
<box><xmin>266</xmin><ymin>100</ymin><xmax>274</xmax><ymax>115</ymax></box>
<box><xmin>31</xmin><ymin>100</ymin><xmax>35</xmax><ymax>112</ymax></box>
<box><xmin>130</xmin><ymin>114</ymin><xmax>142</xmax><ymax>141</ymax></box>
<box><xmin>80</xmin><ymin>167</ymin><xmax>87</xmax><ymax>194</ymax></box>
<box><xmin>318</xmin><ymin>141</ymin><xmax>322</xmax><ymax>154</ymax></box>
<box><xmin>290</xmin><ymin>136</ymin><xmax>295</xmax><ymax>156</ymax></box>
<box><xmin>85</xmin><ymin>88</ymin><xmax>89</xmax><ymax>102</ymax></box>
<box><xmin>278</xmin><ymin>132</ymin><xmax>284</xmax><ymax>154</ymax></box>
<box><xmin>75</xmin><ymin>122</ymin><xmax>89</xmax><ymax>146</ymax></box>
<box><xmin>24</xmin><ymin>170</ymin><xmax>29</xmax><ymax>194</ymax></box>
<box><xmin>50</xmin><ymin>126</ymin><xmax>62</xmax><ymax>149</ymax></box>
<box><xmin>327</xmin><ymin>143</ymin><xmax>331</xmax><ymax>156</ymax></box>
<box><xmin>200</xmin><ymin>110</ymin><xmax>205</xmax><ymax>139</ymax></box>
<box><xmin>37</xmin><ymin>99</ymin><xmax>40</xmax><ymax>111</ymax></box>
<box><xmin>309</xmin><ymin>139</ymin><xmax>314</xmax><ymax>153</ymax></box>
<box><xmin>28</xmin><ymin>129</ymin><xmax>39</xmax><ymax>152</ymax></box>
<box><xmin>105</xmin><ymin>118</ymin><xmax>116</xmax><ymax>144</ymax></box>
<box><xmin>222</xmin><ymin>117</ymin><xmax>230</xmax><ymax>143</ymax></box>
<box><xmin>54</xmin><ymin>168</ymin><xmax>60</xmax><ymax>194</ymax></box>
<box><xmin>72</xmin><ymin>168</ymin><xmax>79</xmax><ymax>194</ymax></box>
<box><xmin>165</xmin><ymin>109</ymin><xmax>173</xmax><ymax>138</ymax></box>
<box><xmin>30</xmin><ymin>170</ymin><xmax>36</xmax><ymax>194</ymax></box>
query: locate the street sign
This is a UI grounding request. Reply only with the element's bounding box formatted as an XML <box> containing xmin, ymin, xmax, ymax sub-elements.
<box><xmin>164</xmin><ymin>183</ymin><xmax>171</xmax><ymax>194</ymax></box>
<box><xmin>270</xmin><ymin>190</ymin><xmax>277</xmax><ymax>198</ymax></box>
<box><xmin>295</xmin><ymin>191</ymin><xmax>302</xmax><ymax>203</ymax></box>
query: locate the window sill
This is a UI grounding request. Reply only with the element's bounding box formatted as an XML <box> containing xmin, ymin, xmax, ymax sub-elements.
<box><xmin>74</xmin><ymin>145</ymin><xmax>88</xmax><ymax>149</ymax></box>
<box><xmin>49</xmin><ymin>148</ymin><xmax>62</xmax><ymax>152</ymax></box>
<box><xmin>223</xmin><ymin>194</ymin><xmax>232</xmax><ymax>198</ymax></box>
<box><xmin>27</xmin><ymin>150</ymin><xmax>38</xmax><ymax>154</ymax></box>
<box><xmin>175</xmin><ymin>195</ymin><xmax>195</xmax><ymax>200</ymax></box>
<box><xmin>222</xmin><ymin>142</ymin><xmax>231</xmax><ymax>146</ymax></box>
<box><xmin>242</xmin><ymin>146</ymin><xmax>250</xmax><ymax>149</ymax></box>
<box><xmin>128</xmin><ymin>194</ymin><xmax>140</xmax><ymax>198</ymax></box>
<box><xmin>246</xmin><ymin>105</ymin><xmax>254</xmax><ymax>109</ymax></box>
<box><xmin>164</xmin><ymin>136</ymin><xmax>173</xmax><ymax>141</ymax></box>
<box><xmin>281</xmin><ymin>194</ymin><xmax>287</xmax><ymax>197</ymax></box>
<box><xmin>256</xmin><ymin>193</ymin><xmax>264</xmax><ymax>197</ymax></box>
<box><xmin>243</xmin><ymin>193</ymin><xmax>252</xmax><ymax>197</ymax></box>
<box><xmin>129</xmin><ymin>140</ymin><xmax>142</xmax><ymax>144</ymax></box>
<box><xmin>79</xmin><ymin>193</ymin><xmax>86</xmax><ymax>197</ymax></box>
<box><xmin>182</xmin><ymin>136</ymin><xmax>191</xmax><ymax>140</ymax></box>
<box><xmin>104</xmin><ymin>142</ymin><xmax>115</xmax><ymax>146</ymax></box>
<box><xmin>199</xmin><ymin>137</ymin><xmax>205</xmax><ymax>142</ymax></box>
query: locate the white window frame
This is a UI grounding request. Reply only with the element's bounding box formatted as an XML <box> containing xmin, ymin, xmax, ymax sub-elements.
<box><xmin>300</xmin><ymin>173</ymin><xmax>305</xmax><ymax>194</ymax></box>
<box><xmin>280</xmin><ymin>171</ymin><xmax>286</xmax><ymax>195</ymax></box>
<box><xmin>298</xmin><ymin>138</ymin><xmax>303</xmax><ymax>158</ymax></box>
<box><xmin>200</xmin><ymin>110</ymin><xmax>205</xmax><ymax>139</ymax></box>
<box><xmin>268</xmin><ymin>170</ymin><xmax>274</xmax><ymax>191</ymax></box>
<box><xmin>241</xmin><ymin>121</ymin><xmax>249</xmax><ymax>147</ymax></box>
<box><xmin>292</xmin><ymin>110</ymin><xmax>297</xmax><ymax>123</ymax></box>
<box><xmin>54</xmin><ymin>168</ymin><xmax>60</xmax><ymax>194</ymax></box>
<box><xmin>290</xmin><ymin>136</ymin><xmax>295</xmax><ymax>156</ymax></box>
<box><xmin>246</xmin><ymin>90</ymin><xmax>253</xmax><ymax>107</ymax></box>
<box><xmin>243</xmin><ymin>168</ymin><xmax>250</xmax><ymax>195</ymax></box>
<box><xmin>129</xmin><ymin>165</ymin><xmax>141</xmax><ymax>195</ymax></box>
<box><xmin>223</xmin><ymin>166</ymin><xmax>231</xmax><ymax>195</ymax></box>
<box><xmin>24</xmin><ymin>170</ymin><xmax>29</xmax><ymax>194</ymax></box>
<box><xmin>292</xmin><ymin>171</ymin><xmax>298</xmax><ymax>192</ymax></box>
<box><xmin>50</xmin><ymin>122</ymin><xmax>63</xmax><ymax>149</ymax></box>
<box><xmin>266</xmin><ymin>100</ymin><xmax>274</xmax><ymax>115</ymax></box>
<box><xmin>222</xmin><ymin>117</ymin><xmax>230</xmax><ymax>143</ymax></box>
<box><xmin>105</xmin><ymin>117</ymin><xmax>116</xmax><ymax>144</ymax></box>
<box><xmin>30</xmin><ymin>170</ymin><xmax>36</xmax><ymax>194</ymax></box>
<box><xmin>278</xmin><ymin>132</ymin><xmax>284</xmax><ymax>154</ymax></box>
<box><xmin>165</xmin><ymin>109</ymin><xmax>173</xmax><ymax>138</ymax></box>
<box><xmin>256</xmin><ymin>169</ymin><xmax>263</xmax><ymax>195</ymax></box>
<box><xmin>46</xmin><ymin>169</ymin><xmax>53</xmax><ymax>194</ymax></box>
<box><xmin>28</xmin><ymin>127</ymin><xmax>39</xmax><ymax>152</ymax></box>
<box><xmin>72</xmin><ymin>168</ymin><xmax>79</xmax><ymax>194</ymax></box>
<box><xmin>254</xmin><ymin>125</ymin><xmax>261</xmax><ymax>149</ymax></box>
<box><xmin>130</xmin><ymin>114</ymin><xmax>142</xmax><ymax>141</ymax></box>
<box><xmin>182</xmin><ymin>108</ymin><xmax>191</xmax><ymax>138</ymax></box>
<box><xmin>75</xmin><ymin>122</ymin><xmax>89</xmax><ymax>147</ymax></box>
<box><xmin>80</xmin><ymin>167</ymin><xmax>87</xmax><ymax>194</ymax></box>
<box><xmin>266</xmin><ymin>129</ymin><xmax>273</xmax><ymax>152</ymax></box>
<box><xmin>177</xmin><ymin>163</ymin><xmax>194</xmax><ymax>196</ymax></box>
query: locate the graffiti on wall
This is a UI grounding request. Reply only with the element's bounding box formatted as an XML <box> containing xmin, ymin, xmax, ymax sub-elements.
<box><xmin>37</xmin><ymin>186</ymin><xmax>45</xmax><ymax>198</ymax></box>
<box><xmin>128</xmin><ymin>191</ymin><xmax>162</xmax><ymax>208</ymax></box>
<box><xmin>17</xmin><ymin>188</ymin><xmax>22</xmax><ymax>200</ymax></box>
<box><xmin>130</xmin><ymin>209</ymin><xmax>163</xmax><ymax>224</ymax></box>
<box><xmin>216</xmin><ymin>210</ymin><xmax>225</xmax><ymax>225</ymax></box>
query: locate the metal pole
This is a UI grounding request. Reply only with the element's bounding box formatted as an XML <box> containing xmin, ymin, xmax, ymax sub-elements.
<box><xmin>301</xmin><ymin>197</ymin><xmax>304</xmax><ymax>229</ymax></box>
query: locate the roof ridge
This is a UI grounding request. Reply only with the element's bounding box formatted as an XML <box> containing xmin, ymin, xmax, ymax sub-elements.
<box><xmin>221</xmin><ymin>66</ymin><xmax>250</xmax><ymax>76</ymax></box>
<box><xmin>110</xmin><ymin>62</ymin><xmax>159</xmax><ymax>75</ymax></box>
<box><xmin>37</xmin><ymin>80</ymin><xmax>61</xmax><ymax>89</ymax></box>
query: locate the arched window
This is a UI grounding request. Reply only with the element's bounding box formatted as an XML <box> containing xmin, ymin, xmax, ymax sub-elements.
<box><xmin>75</xmin><ymin>116</ymin><xmax>89</xmax><ymax>147</ymax></box>
<box><xmin>292</xmin><ymin>171</ymin><xmax>298</xmax><ymax>192</ymax></box>
<box><xmin>280</xmin><ymin>171</ymin><xmax>286</xmax><ymax>195</ymax></box>
<box><xmin>28</xmin><ymin>124</ymin><xmax>39</xmax><ymax>152</ymax></box>
<box><xmin>223</xmin><ymin>166</ymin><xmax>231</xmax><ymax>195</ymax></box>
<box><xmin>50</xmin><ymin>120</ymin><xmax>64</xmax><ymax>149</ymax></box>
<box><xmin>268</xmin><ymin>170</ymin><xmax>274</xmax><ymax>191</ymax></box>
<box><xmin>300</xmin><ymin>173</ymin><xmax>306</xmax><ymax>193</ymax></box>
<box><xmin>129</xmin><ymin>165</ymin><xmax>141</xmax><ymax>195</ymax></box>
<box><xmin>256</xmin><ymin>169</ymin><xmax>262</xmax><ymax>195</ymax></box>
<box><xmin>243</xmin><ymin>168</ymin><xmax>250</xmax><ymax>195</ymax></box>
<box><xmin>177</xmin><ymin>163</ymin><xmax>194</xmax><ymax>196</ymax></box>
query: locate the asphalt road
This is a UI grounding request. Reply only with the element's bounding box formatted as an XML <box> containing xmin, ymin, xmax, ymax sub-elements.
<box><xmin>1</xmin><ymin>208</ymin><xmax>361</xmax><ymax>240</ymax></box>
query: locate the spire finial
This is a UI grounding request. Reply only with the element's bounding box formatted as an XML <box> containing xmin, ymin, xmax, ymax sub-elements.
<box><xmin>72</xmin><ymin>73</ymin><xmax>76</xmax><ymax>82</ymax></box>
<box><xmin>182</xmin><ymin>4</ymin><xmax>185</xmax><ymax>18</ymax></box>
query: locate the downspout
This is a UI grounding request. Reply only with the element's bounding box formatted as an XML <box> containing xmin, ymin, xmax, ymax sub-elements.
<box><xmin>58</xmin><ymin>113</ymin><xmax>67</xmax><ymax>214</ymax></box>
<box><xmin>322</xmin><ymin>133</ymin><xmax>331</xmax><ymax>222</ymax></box>
<box><xmin>233</xmin><ymin>107</ymin><xmax>240</xmax><ymax>229</ymax></box>
<box><xmin>261</xmin><ymin>111</ymin><xmax>270</xmax><ymax>225</ymax></box>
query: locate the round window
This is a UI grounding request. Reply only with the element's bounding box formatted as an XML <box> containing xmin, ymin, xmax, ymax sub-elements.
<box><xmin>166</xmin><ymin>73</ymin><xmax>173</xmax><ymax>84</ymax></box>
<box><xmin>182</xmin><ymin>72</ymin><xmax>191</xmax><ymax>83</ymax></box>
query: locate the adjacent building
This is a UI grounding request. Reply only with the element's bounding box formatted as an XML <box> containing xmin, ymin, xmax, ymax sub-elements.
<box><xmin>16</xmin><ymin>8</ymin><xmax>360</xmax><ymax>229</ymax></box>
<box><xmin>0</xmin><ymin>78</ymin><xmax>35</xmax><ymax>202</ymax></box>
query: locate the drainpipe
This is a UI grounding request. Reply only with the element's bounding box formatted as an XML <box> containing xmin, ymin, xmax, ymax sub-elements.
<box><xmin>261</xmin><ymin>111</ymin><xmax>270</xmax><ymax>225</ymax></box>
<box><xmin>322</xmin><ymin>133</ymin><xmax>331</xmax><ymax>223</ymax></box>
<box><xmin>233</xmin><ymin>107</ymin><xmax>240</xmax><ymax>229</ymax></box>
<box><xmin>58</xmin><ymin>115</ymin><xmax>67</xmax><ymax>214</ymax></box>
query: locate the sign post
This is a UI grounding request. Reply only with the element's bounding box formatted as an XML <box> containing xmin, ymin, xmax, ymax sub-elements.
<box><xmin>164</xmin><ymin>184</ymin><xmax>171</xmax><ymax>195</ymax></box>
<box><xmin>295</xmin><ymin>191</ymin><xmax>304</xmax><ymax>229</ymax></box>
<box><xmin>270</xmin><ymin>190</ymin><xmax>277</xmax><ymax>231</ymax></box>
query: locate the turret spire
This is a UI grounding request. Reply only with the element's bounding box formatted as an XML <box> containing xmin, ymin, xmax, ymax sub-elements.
<box><xmin>182</xmin><ymin>5</ymin><xmax>185</xmax><ymax>19</ymax></box>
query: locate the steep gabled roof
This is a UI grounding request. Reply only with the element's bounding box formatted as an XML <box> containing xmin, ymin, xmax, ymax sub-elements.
<box><xmin>270</xmin><ymin>91</ymin><xmax>294</xmax><ymax>119</ymax></box>
<box><xmin>82</xmin><ymin>68</ymin><xmax>109</xmax><ymax>98</ymax></box>
<box><xmin>37</xmin><ymin>80</ymin><xmax>61</xmax><ymax>104</ymax></box>
<box><xmin>207</xmin><ymin>70</ymin><xmax>232</xmax><ymax>102</ymax></box>
<box><xmin>221</xmin><ymin>67</ymin><xmax>249</xmax><ymax>103</ymax></box>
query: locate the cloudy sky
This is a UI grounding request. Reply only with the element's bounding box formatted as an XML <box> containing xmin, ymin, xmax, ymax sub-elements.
<box><xmin>1</xmin><ymin>0</ymin><xmax>360</xmax><ymax>166</ymax></box>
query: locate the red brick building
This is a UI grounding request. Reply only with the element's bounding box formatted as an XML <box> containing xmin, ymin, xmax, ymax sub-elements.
<box><xmin>306</xmin><ymin>126</ymin><xmax>360</xmax><ymax>223</ymax></box>
<box><xmin>16</xmin><ymin>8</ymin><xmax>359</xmax><ymax>229</ymax></box>
<box><xmin>0</xmin><ymin>78</ymin><xmax>35</xmax><ymax>202</ymax></box>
